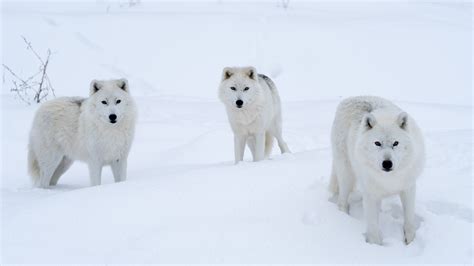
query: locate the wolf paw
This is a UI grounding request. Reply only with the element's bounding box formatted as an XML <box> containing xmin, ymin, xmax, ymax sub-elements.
<box><xmin>337</xmin><ymin>202</ymin><xmax>349</xmax><ymax>214</ymax></box>
<box><xmin>365</xmin><ymin>232</ymin><xmax>383</xmax><ymax>245</ymax></box>
<box><xmin>404</xmin><ymin>227</ymin><xmax>416</xmax><ymax>245</ymax></box>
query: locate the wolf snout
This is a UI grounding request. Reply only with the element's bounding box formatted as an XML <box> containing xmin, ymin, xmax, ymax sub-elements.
<box><xmin>109</xmin><ymin>114</ymin><xmax>117</xmax><ymax>123</ymax></box>
<box><xmin>236</xmin><ymin>99</ymin><xmax>243</xmax><ymax>108</ymax></box>
<box><xmin>382</xmin><ymin>160</ymin><xmax>393</xmax><ymax>172</ymax></box>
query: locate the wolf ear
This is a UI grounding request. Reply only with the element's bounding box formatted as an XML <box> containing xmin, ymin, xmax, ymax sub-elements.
<box><xmin>117</xmin><ymin>78</ymin><xmax>129</xmax><ymax>92</ymax></box>
<box><xmin>246</xmin><ymin>67</ymin><xmax>257</xmax><ymax>80</ymax></box>
<box><xmin>397</xmin><ymin>112</ymin><xmax>408</xmax><ymax>130</ymax></box>
<box><xmin>222</xmin><ymin>67</ymin><xmax>233</xmax><ymax>81</ymax></box>
<box><xmin>90</xmin><ymin>80</ymin><xmax>101</xmax><ymax>95</ymax></box>
<box><xmin>362</xmin><ymin>113</ymin><xmax>376</xmax><ymax>130</ymax></box>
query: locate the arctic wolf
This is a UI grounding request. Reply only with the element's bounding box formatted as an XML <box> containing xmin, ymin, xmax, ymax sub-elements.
<box><xmin>218</xmin><ymin>66</ymin><xmax>290</xmax><ymax>163</ymax></box>
<box><xmin>329</xmin><ymin>96</ymin><xmax>425</xmax><ymax>245</ymax></box>
<box><xmin>28</xmin><ymin>79</ymin><xmax>137</xmax><ymax>187</ymax></box>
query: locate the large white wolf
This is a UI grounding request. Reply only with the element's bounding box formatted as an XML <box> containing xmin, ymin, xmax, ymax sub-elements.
<box><xmin>28</xmin><ymin>79</ymin><xmax>137</xmax><ymax>188</ymax></box>
<box><xmin>329</xmin><ymin>96</ymin><xmax>425</xmax><ymax>245</ymax></box>
<box><xmin>218</xmin><ymin>66</ymin><xmax>291</xmax><ymax>163</ymax></box>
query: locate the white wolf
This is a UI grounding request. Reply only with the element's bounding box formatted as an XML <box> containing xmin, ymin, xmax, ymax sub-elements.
<box><xmin>28</xmin><ymin>79</ymin><xmax>137</xmax><ymax>188</ymax></box>
<box><xmin>329</xmin><ymin>96</ymin><xmax>425</xmax><ymax>245</ymax></box>
<box><xmin>218</xmin><ymin>66</ymin><xmax>291</xmax><ymax>163</ymax></box>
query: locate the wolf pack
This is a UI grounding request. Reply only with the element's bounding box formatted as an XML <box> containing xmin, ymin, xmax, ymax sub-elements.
<box><xmin>27</xmin><ymin>66</ymin><xmax>425</xmax><ymax>246</ymax></box>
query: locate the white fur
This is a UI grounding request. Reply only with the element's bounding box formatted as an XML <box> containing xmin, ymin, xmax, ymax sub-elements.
<box><xmin>218</xmin><ymin>66</ymin><xmax>290</xmax><ymax>163</ymax></box>
<box><xmin>329</xmin><ymin>96</ymin><xmax>425</xmax><ymax>245</ymax></box>
<box><xmin>28</xmin><ymin>79</ymin><xmax>137</xmax><ymax>188</ymax></box>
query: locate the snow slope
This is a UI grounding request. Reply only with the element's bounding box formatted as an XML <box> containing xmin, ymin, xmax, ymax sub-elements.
<box><xmin>1</xmin><ymin>1</ymin><xmax>472</xmax><ymax>264</ymax></box>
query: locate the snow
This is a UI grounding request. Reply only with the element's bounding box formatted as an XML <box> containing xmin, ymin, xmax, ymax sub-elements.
<box><xmin>1</xmin><ymin>1</ymin><xmax>472</xmax><ymax>264</ymax></box>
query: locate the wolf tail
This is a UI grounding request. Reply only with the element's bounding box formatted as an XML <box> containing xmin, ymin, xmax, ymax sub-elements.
<box><xmin>328</xmin><ymin>163</ymin><xmax>338</xmax><ymax>194</ymax></box>
<box><xmin>258</xmin><ymin>74</ymin><xmax>278</xmax><ymax>93</ymax></box>
<box><xmin>28</xmin><ymin>144</ymin><xmax>40</xmax><ymax>183</ymax></box>
<box><xmin>264</xmin><ymin>132</ymin><xmax>274</xmax><ymax>158</ymax></box>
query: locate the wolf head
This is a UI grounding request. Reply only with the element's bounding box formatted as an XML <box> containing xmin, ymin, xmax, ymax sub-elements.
<box><xmin>218</xmin><ymin>66</ymin><xmax>261</xmax><ymax>110</ymax></box>
<box><xmin>88</xmin><ymin>78</ymin><xmax>134</xmax><ymax>125</ymax></box>
<box><xmin>355</xmin><ymin>109</ymin><xmax>415</xmax><ymax>174</ymax></box>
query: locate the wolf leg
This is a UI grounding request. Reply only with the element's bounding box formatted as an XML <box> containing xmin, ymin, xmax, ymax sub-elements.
<box><xmin>247</xmin><ymin>136</ymin><xmax>256</xmax><ymax>159</ymax></box>
<box><xmin>328</xmin><ymin>161</ymin><xmax>339</xmax><ymax>195</ymax></box>
<box><xmin>363</xmin><ymin>192</ymin><xmax>382</xmax><ymax>245</ymax></box>
<box><xmin>336</xmin><ymin>160</ymin><xmax>354</xmax><ymax>213</ymax></box>
<box><xmin>111</xmin><ymin>159</ymin><xmax>127</xmax><ymax>182</ymax></box>
<box><xmin>264</xmin><ymin>131</ymin><xmax>274</xmax><ymax>158</ymax></box>
<box><xmin>270</xmin><ymin>114</ymin><xmax>290</xmax><ymax>154</ymax></box>
<box><xmin>234</xmin><ymin>134</ymin><xmax>247</xmax><ymax>164</ymax></box>
<box><xmin>88</xmin><ymin>161</ymin><xmax>103</xmax><ymax>186</ymax></box>
<box><xmin>37</xmin><ymin>152</ymin><xmax>64</xmax><ymax>188</ymax></box>
<box><xmin>253</xmin><ymin>132</ymin><xmax>265</xmax><ymax>162</ymax></box>
<box><xmin>274</xmin><ymin>132</ymin><xmax>290</xmax><ymax>154</ymax></box>
<box><xmin>400</xmin><ymin>185</ymin><xmax>416</xmax><ymax>244</ymax></box>
<box><xmin>49</xmin><ymin>157</ymin><xmax>74</xmax><ymax>186</ymax></box>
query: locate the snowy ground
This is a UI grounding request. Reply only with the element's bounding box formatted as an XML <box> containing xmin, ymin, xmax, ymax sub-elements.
<box><xmin>1</xmin><ymin>1</ymin><xmax>472</xmax><ymax>264</ymax></box>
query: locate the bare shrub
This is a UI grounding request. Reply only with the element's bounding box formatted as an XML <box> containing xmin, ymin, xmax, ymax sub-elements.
<box><xmin>2</xmin><ymin>36</ymin><xmax>55</xmax><ymax>105</ymax></box>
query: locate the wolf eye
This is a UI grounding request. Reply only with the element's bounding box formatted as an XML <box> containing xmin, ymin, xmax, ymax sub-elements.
<box><xmin>230</xmin><ymin>87</ymin><xmax>236</xmax><ymax>91</ymax></box>
<box><xmin>374</xmin><ymin>141</ymin><xmax>382</xmax><ymax>146</ymax></box>
<box><xmin>101</xmin><ymin>101</ymin><xmax>107</xmax><ymax>105</ymax></box>
<box><xmin>393</xmin><ymin>141</ymin><xmax>399</xmax><ymax>147</ymax></box>
<box><xmin>244</xmin><ymin>87</ymin><xmax>249</xmax><ymax>91</ymax></box>
<box><xmin>116</xmin><ymin>99</ymin><xmax>121</xmax><ymax>104</ymax></box>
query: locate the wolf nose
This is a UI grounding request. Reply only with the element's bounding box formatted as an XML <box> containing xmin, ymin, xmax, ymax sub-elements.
<box><xmin>382</xmin><ymin>160</ymin><xmax>393</xmax><ymax>171</ymax></box>
<box><xmin>109</xmin><ymin>114</ymin><xmax>117</xmax><ymax>123</ymax></box>
<box><xmin>236</xmin><ymin>99</ymin><xmax>243</xmax><ymax>108</ymax></box>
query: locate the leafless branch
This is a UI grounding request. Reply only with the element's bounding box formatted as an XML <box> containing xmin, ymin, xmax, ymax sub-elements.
<box><xmin>2</xmin><ymin>37</ymin><xmax>55</xmax><ymax>105</ymax></box>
